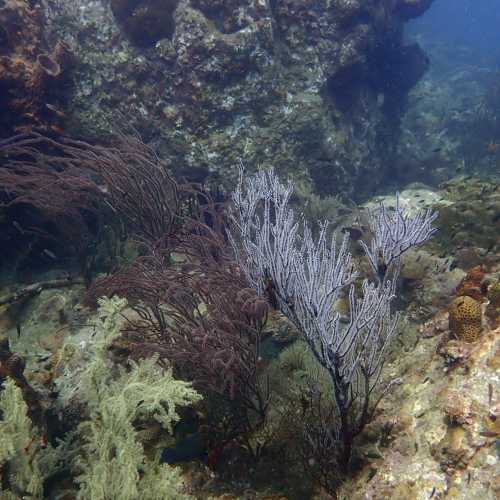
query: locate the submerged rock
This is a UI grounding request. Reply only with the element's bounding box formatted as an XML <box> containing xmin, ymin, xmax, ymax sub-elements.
<box><xmin>41</xmin><ymin>0</ymin><xmax>435</xmax><ymax>199</ymax></box>
<box><xmin>340</xmin><ymin>322</ymin><xmax>500</xmax><ymax>499</ymax></box>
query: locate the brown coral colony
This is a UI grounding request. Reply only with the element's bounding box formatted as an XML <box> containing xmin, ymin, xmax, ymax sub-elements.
<box><xmin>449</xmin><ymin>295</ymin><xmax>482</xmax><ymax>343</ymax></box>
<box><xmin>0</xmin><ymin>0</ymin><xmax>72</xmax><ymax>135</ymax></box>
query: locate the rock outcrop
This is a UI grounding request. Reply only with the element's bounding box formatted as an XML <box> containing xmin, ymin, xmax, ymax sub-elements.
<box><xmin>42</xmin><ymin>0</ymin><xmax>435</xmax><ymax>199</ymax></box>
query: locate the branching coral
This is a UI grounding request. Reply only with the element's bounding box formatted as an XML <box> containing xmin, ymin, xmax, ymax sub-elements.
<box><xmin>54</xmin><ymin>296</ymin><xmax>200</xmax><ymax>499</ymax></box>
<box><xmin>0</xmin><ymin>131</ymin><xmax>179</xmax><ymax>279</ymax></box>
<box><xmin>75</xmin><ymin>354</ymin><xmax>199</xmax><ymax>500</ymax></box>
<box><xmin>87</xmin><ymin>192</ymin><xmax>271</xmax><ymax>459</ymax></box>
<box><xmin>0</xmin><ymin>379</ymin><xmax>63</xmax><ymax>499</ymax></box>
<box><xmin>0</xmin><ymin>133</ymin><xmax>104</xmax><ymax>247</ymax></box>
<box><xmin>228</xmin><ymin>167</ymin><xmax>437</xmax><ymax>482</ymax></box>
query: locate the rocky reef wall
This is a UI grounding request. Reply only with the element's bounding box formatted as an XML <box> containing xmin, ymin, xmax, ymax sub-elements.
<box><xmin>41</xmin><ymin>0</ymin><xmax>435</xmax><ymax>199</ymax></box>
<box><xmin>0</xmin><ymin>0</ymin><xmax>73</xmax><ymax>135</ymax></box>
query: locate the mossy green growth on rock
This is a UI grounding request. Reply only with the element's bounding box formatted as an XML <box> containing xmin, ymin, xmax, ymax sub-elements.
<box><xmin>71</xmin><ymin>296</ymin><xmax>201</xmax><ymax>500</ymax></box>
<box><xmin>1</xmin><ymin>296</ymin><xmax>201</xmax><ymax>499</ymax></box>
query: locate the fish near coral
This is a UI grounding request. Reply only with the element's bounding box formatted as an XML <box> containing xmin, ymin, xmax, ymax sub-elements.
<box><xmin>449</xmin><ymin>295</ymin><xmax>482</xmax><ymax>342</ymax></box>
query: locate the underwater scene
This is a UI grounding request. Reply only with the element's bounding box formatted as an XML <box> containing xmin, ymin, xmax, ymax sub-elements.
<box><xmin>0</xmin><ymin>0</ymin><xmax>499</xmax><ymax>498</ymax></box>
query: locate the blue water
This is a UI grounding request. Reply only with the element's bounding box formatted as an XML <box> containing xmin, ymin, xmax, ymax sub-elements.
<box><xmin>408</xmin><ymin>0</ymin><xmax>500</xmax><ymax>68</ymax></box>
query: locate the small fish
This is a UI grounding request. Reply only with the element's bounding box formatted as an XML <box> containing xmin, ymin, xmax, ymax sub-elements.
<box><xmin>49</xmin><ymin>124</ymin><xmax>66</xmax><ymax>135</ymax></box>
<box><xmin>45</xmin><ymin>103</ymin><xmax>66</xmax><ymax>119</ymax></box>
<box><xmin>341</xmin><ymin>225</ymin><xmax>365</xmax><ymax>241</ymax></box>
<box><xmin>486</xmin><ymin>141</ymin><xmax>500</xmax><ymax>154</ymax></box>
<box><xmin>376</xmin><ymin>251</ymin><xmax>388</xmax><ymax>282</ymax></box>
<box><xmin>12</xmin><ymin>220</ymin><xmax>24</xmax><ymax>234</ymax></box>
<box><xmin>16</xmin><ymin>322</ymin><xmax>21</xmax><ymax>337</ymax></box>
<box><xmin>337</xmin><ymin>207</ymin><xmax>352</xmax><ymax>216</ymax></box>
<box><xmin>431</xmin><ymin>147</ymin><xmax>442</xmax><ymax>153</ymax></box>
<box><xmin>479</xmin><ymin>430</ymin><xmax>498</xmax><ymax>437</ymax></box>
<box><xmin>104</xmin><ymin>199</ymin><xmax>118</xmax><ymax>213</ymax></box>
<box><xmin>42</xmin><ymin>249</ymin><xmax>57</xmax><ymax>260</ymax></box>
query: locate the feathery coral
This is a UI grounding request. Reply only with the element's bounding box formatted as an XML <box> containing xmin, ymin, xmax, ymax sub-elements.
<box><xmin>67</xmin><ymin>296</ymin><xmax>201</xmax><ymax>500</ymax></box>
<box><xmin>0</xmin><ymin>379</ymin><xmax>61</xmax><ymax>499</ymax></box>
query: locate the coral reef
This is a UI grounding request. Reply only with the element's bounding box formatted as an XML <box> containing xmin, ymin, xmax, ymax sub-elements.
<box><xmin>0</xmin><ymin>0</ymin><xmax>73</xmax><ymax>135</ymax></box>
<box><xmin>70</xmin><ymin>297</ymin><xmax>200</xmax><ymax>500</ymax></box>
<box><xmin>0</xmin><ymin>173</ymin><xmax>498</xmax><ymax>497</ymax></box>
<box><xmin>428</xmin><ymin>177</ymin><xmax>500</xmax><ymax>269</ymax></box>
<box><xmin>41</xmin><ymin>0</ymin><xmax>435</xmax><ymax>199</ymax></box>
<box><xmin>338</xmin><ymin>319</ymin><xmax>500</xmax><ymax>500</ymax></box>
<box><xmin>449</xmin><ymin>295</ymin><xmax>483</xmax><ymax>342</ymax></box>
<box><xmin>1</xmin><ymin>296</ymin><xmax>201</xmax><ymax>498</ymax></box>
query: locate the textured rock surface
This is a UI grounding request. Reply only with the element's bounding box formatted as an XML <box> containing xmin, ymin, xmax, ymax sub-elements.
<box><xmin>339</xmin><ymin>321</ymin><xmax>500</xmax><ymax>500</ymax></box>
<box><xmin>0</xmin><ymin>0</ymin><xmax>73</xmax><ymax>135</ymax></box>
<box><xmin>41</xmin><ymin>0</ymin><xmax>435</xmax><ymax>199</ymax></box>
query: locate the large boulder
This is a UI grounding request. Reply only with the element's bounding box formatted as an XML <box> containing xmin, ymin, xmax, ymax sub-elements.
<box><xmin>42</xmin><ymin>0</ymin><xmax>435</xmax><ymax>199</ymax></box>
